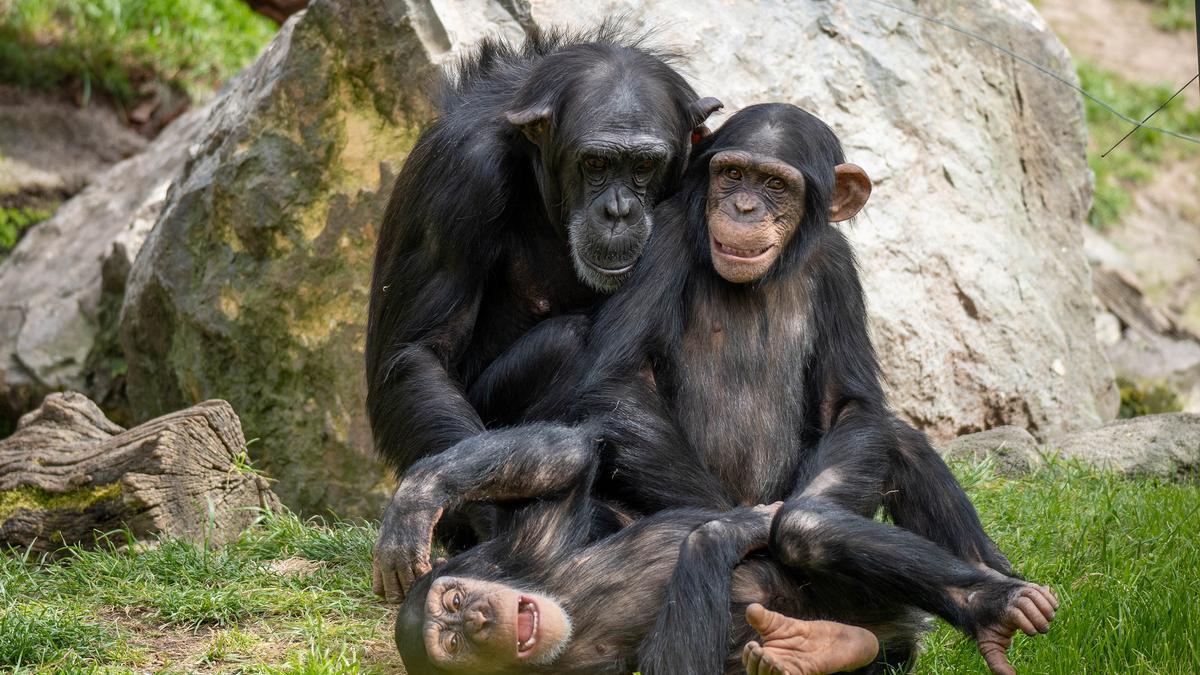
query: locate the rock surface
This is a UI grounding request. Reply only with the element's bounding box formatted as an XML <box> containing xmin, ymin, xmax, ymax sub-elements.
<box><xmin>0</xmin><ymin>105</ymin><xmax>212</xmax><ymax>428</ymax></box>
<box><xmin>0</xmin><ymin>86</ymin><xmax>147</xmax><ymax>200</ymax></box>
<box><xmin>118</xmin><ymin>1</ymin><xmax>525</xmax><ymax>516</ymax></box>
<box><xmin>528</xmin><ymin>0</ymin><xmax>1117</xmax><ymax>442</ymax></box>
<box><xmin>940</xmin><ymin>425</ymin><xmax>1042</xmax><ymax>476</ymax></box>
<box><xmin>105</xmin><ymin>0</ymin><xmax>1117</xmax><ymax>516</ymax></box>
<box><xmin>0</xmin><ymin>392</ymin><xmax>278</xmax><ymax>552</ymax></box>
<box><xmin>1050</xmin><ymin>413</ymin><xmax>1200</xmax><ymax>477</ymax></box>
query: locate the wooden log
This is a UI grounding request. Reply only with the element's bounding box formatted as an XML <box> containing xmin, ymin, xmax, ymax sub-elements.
<box><xmin>0</xmin><ymin>392</ymin><xmax>278</xmax><ymax>552</ymax></box>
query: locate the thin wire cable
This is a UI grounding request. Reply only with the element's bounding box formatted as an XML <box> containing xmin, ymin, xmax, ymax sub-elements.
<box><xmin>857</xmin><ymin>0</ymin><xmax>1200</xmax><ymax>146</ymax></box>
<box><xmin>1102</xmin><ymin>73</ymin><xmax>1200</xmax><ymax>156</ymax></box>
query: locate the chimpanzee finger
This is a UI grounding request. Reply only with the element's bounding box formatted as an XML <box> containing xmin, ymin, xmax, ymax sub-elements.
<box><xmin>743</xmin><ymin>642</ymin><xmax>763</xmax><ymax>674</ymax></box>
<box><xmin>1042</xmin><ymin>585</ymin><xmax>1060</xmax><ymax>610</ymax></box>
<box><xmin>1017</xmin><ymin>595</ymin><xmax>1049</xmax><ymax>633</ymax></box>
<box><xmin>1007</xmin><ymin>604</ymin><xmax>1038</xmax><ymax>636</ymax></box>
<box><xmin>980</xmin><ymin>643</ymin><xmax>1016</xmax><ymax>675</ymax></box>
<box><xmin>1025</xmin><ymin>587</ymin><xmax>1056</xmax><ymax>620</ymax></box>
<box><xmin>389</xmin><ymin>568</ymin><xmax>408</xmax><ymax>604</ymax></box>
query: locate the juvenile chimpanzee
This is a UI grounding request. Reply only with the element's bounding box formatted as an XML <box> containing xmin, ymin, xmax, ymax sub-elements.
<box><xmin>387</xmin><ymin>104</ymin><xmax>1056</xmax><ymax>673</ymax></box>
<box><xmin>366</xmin><ymin>25</ymin><xmax>721</xmax><ymax>597</ymax></box>
<box><xmin>462</xmin><ymin>100</ymin><xmax>1013</xmax><ymax>571</ymax></box>
<box><xmin>390</xmin><ymin>424</ymin><xmax>1055</xmax><ymax>675</ymax></box>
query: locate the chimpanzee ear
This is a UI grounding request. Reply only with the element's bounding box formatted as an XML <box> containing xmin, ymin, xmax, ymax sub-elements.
<box><xmin>829</xmin><ymin>163</ymin><xmax>872</xmax><ymax>222</ymax></box>
<box><xmin>689</xmin><ymin>97</ymin><xmax>723</xmax><ymax>134</ymax></box>
<box><xmin>505</xmin><ymin>105</ymin><xmax>553</xmax><ymax>145</ymax></box>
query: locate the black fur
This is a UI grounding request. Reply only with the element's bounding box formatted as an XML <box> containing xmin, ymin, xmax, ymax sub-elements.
<box><xmin>392</xmin><ymin>105</ymin><xmax>1039</xmax><ymax>673</ymax></box>
<box><xmin>469</xmin><ymin>104</ymin><xmax>1010</xmax><ymax>573</ymax></box>
<box><xmin>366</xmin><ymin>24</ymin><xmax>712</xmax><ymax>480</ymax></box>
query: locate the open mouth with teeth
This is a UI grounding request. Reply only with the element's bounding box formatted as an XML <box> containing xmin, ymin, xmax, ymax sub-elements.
<box><xmin>711</xmin><ymin>237</ymin><xmax>773</xmax><ymax>262</ymax></box>
<box><xmin>516</xmin><ymin>596</ymin><xmax>540</xmax><ymax>656</ymax></box>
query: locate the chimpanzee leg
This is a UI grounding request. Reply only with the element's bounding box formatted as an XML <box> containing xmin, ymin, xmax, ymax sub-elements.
<box><xmin>770</xmin><ymin>496</ymin><xmax>1056</xmax><ymax>646</ymax></box>
<box><xmin>886</xmin><ymin>420</ymin><xmax>1013</xmax><ymax>574</ymax></box>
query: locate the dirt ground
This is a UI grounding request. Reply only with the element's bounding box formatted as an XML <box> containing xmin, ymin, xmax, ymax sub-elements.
<box><xmin>1039</xmin><ymin>0</ymin><xmax>1200</xmax><ymax>332</ymax></box>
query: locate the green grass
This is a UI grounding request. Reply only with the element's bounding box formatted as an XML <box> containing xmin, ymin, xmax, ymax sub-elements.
<box><xmin>1079</xmin><ymin>61</ymin><xmax>1200</xmax><ymax>228</ymax></box>
<box><xmin>2</xmin><ymin>461</ymin><xmax>1198</xmax><ymax>672</ymax></box>
<box><xmin>0</xmin><ymin>205</ymin><xmax>53</xmax><ymax>262</ymax></box>
<box><xmin>1146</xmin><ymin>0</ymin><xmax>1196</xmax><ymax>31</ymax></box>
<box><xmin>0</xmin><ymin>0</ymin><xmax>276</xmax><ymax>104</ymax></box>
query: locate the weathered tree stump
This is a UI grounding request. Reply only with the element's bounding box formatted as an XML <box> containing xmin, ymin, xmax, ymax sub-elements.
<box><xmin>0</xmin><ymin>392</ymin><xmax>278</xmax><ymax>552</ymax></box>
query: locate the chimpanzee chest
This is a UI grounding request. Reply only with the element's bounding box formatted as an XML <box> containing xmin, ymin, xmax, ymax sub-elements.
<box><xmin>461</xmin><ymin>238</ymin><xmax>599</xmax><ymax>384</ymax></box>
<box><xmin>673</xmin><ymin>287</ymin><xmax>814</xmax><ymax>505</ymax></box>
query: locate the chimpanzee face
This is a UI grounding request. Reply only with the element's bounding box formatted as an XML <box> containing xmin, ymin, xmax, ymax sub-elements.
<box><xmin>704</xmin><ymin>149</ymin><xmax>871</xmax><ymax>284</ymax></box>
<box><xmin>559</xmin><ymin>126</ymin><xmax>674</xmax><ymax>293</ymax></box>
<box><xmin>506</xmin><ymin>62</ymin><xmax>721</xmax><ymax>293</ymax></box>
<box><xmin>402</xmin><ymin>575</ymin><xmax>574</xmax><ymax>674</ymax></box>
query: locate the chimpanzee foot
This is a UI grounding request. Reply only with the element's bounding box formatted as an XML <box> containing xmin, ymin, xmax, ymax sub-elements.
<box><xmin>741</xmin><ymin>603</ymin><xmax>879</xmax><ymax>675</ymax></box>
<box><xmin>975</xmin><ymin>584</ymin><xmax>1059</xmax><ymax>675</ymax></box>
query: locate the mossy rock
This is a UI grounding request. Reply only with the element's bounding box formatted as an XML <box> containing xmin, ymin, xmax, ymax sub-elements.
<box><xmin>118</xmin><ymin>0</ymin><xmax>472</xmax><ymax>516</ymax></box>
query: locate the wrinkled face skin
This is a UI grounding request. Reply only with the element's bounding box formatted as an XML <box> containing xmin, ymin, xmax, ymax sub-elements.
<box><xmin>508</xmin><ymin>92</ymin><xmax>722</xmax><ymax>293</ymax></box>
<box><xmin>563</xmin><ymin>130</ymin><xmax>672</xmax><ymax>292</ymax></box>
<box><xmin>705</xmin><ymin>150</ymin><xmax>807</xmax><ymax>284</ymax></box>
<box><xmin>419</xmin><ymin>576</ymin><xmax>573</xmax><ymax>673</ymax></box>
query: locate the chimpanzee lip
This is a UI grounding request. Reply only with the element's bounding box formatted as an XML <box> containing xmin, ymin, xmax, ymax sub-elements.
<box><xmin>711</xmin><ymin>237</ymin><xmax>773</xmax><ymax>262</ymax></box>
<box><xmin>581</xmin><ymin>256</ymin><xmax>636</xmax><ymax>276</ymax></box>
<box><xmin>516</xmin><ymin>596</ymin><xmax>539</xmax><ymax>655</ymax></box>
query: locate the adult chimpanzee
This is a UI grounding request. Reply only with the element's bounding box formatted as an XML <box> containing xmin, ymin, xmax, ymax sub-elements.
<box><xmin>386</xmin><ymin>104</ymin><xmax>1055</xmax><ymax>673</ymax></box>
<box><xmin>390</xmin><ymin>424</ymin><xmax>1056</xmax><ymax>675</ymax></box>
<box><xmin>366</xmin><ymin>25</ymin><xmax>721</xmax><ymax>597</ymax></box>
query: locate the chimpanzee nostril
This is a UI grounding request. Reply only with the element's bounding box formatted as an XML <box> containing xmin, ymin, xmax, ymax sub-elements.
<box><xmin>604</xmin><ymin>189</ymin><xmax>635</xmax><ymax>220</ymax></box>
<box><xmin>734</xmin><ymin>193</ymin><xmax>758</xmax><ymax>214</ymax></box>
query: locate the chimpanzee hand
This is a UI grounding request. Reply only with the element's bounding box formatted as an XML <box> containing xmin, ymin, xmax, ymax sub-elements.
<box><xmin>973</xmin><ymin>582</ymin><xmax>1058</xmax><ymax>675</ymax></box>
<box><xmin>372</xmin><ymin>490</ymin><xmax>444</xmax><ymax>604</ymax></box>
<box><xmin>690</xmin><ymin>502</ymin><xmax>783</xmax><ymax>558</ymax></box>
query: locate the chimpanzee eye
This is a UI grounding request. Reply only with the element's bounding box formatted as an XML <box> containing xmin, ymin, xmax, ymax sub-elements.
<box><xmin>450</xmin><ymin>591</ymin><xmax>462</xmax><ymax>611</ymax></box>
<box><xmin>723</xmin><ymin>167</ymin><xmax>742</xmax><ymax>181</ymax></box>
<box><xmin>445</xmin><ymin>631</ymin><xmax>462</xmax><ymax>655</ymax></box>
<box><xmin>584</xmin><ymin>157</ymin><xmax>607</xmax><ymax>172</ymax></box>
<box><xmin>636</xmin><ymin>159</ymin><xmax>655</xmax><ymax>174</ymax></box>
<box><xmin>765</xmin><ymin>177</ymin><xmax>785</xmax><ymax>191</ymax></box>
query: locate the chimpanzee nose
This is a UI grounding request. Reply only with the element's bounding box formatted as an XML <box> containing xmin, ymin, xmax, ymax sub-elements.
<box><xmin>604</xmin><ymin>190</ymin><xmax>634</xmax><ymax>221</ymax></box>
<box><xmin>464</xmin><ymin>608</ymin><xmax>488</xmax><ymax>634</ymax></box>
<box><xmin>734</xmin><ymin>193</ymin><xmax>758</xmax><ymax>214</ymax></box>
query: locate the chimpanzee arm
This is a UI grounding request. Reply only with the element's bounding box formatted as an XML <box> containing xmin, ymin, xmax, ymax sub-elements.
<box><xmin>637</xmin><ymin>505</ymin><xmax>777</xmax><ymax>675</ymax></box>
<box><xmin>770</xmin><ymin>496</ymin><xmax>1057</xmax><ymax>675</ymax></box>
<box><xmin>373</xmin><ymin>422</ymin><xmax>599</xmax><ymax>601</ymax></box>
<box><xmin>466</xmin><ymin>314</ymin><xmax>592</xmax><ymax>425</ymax></box>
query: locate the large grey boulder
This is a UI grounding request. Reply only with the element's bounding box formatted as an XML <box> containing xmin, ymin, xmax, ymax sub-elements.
<box><xmin>1050</xmin><ymin>413</ymin><xmax>1200</xmax><ymax>477</ymax></box>
<box><xmin>0</xmin><ymin>106</ymin><xmax>211</xmax><ymax>426</ymax></box>
<box><xmin>118</xmin><ymin>1</ymin><xmax>526</xmax><ymax>516</ymax></box>
<box><xmin>529</xmin><ymin>0</ymin><xmax>1117</xmax><ymax>441</ymax></box>
<box><xmin>113</xmin><ymin>0</ymin><xmax>1116</xmax><ymax>516</ymax></box>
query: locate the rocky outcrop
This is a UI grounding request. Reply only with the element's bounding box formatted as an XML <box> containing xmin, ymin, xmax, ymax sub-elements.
<box><xmin>0</xmin><ymin>86</ymin><xmax>147</xmax><ymax>201</ymax></box>
<box><xmin>105</xmin><ymin>0</ymin><xmax>1117</xmax><ymax>516</ymax></box>
<box><xmin>117</xmin><ymin>1</ymin><xmax>526</xmax><ymax>516</ymax></box>
<box><xmin>528</xmin><ymin>0</ymin><xmax>1117</xmax><ymax>441</ymax></box>
<box><xmin>940</xmin><ymin>425</ymin><xmax>1042</xmax><ymax>476</ymax></box>
<box><xmin>1050</xmin><ymin>413</ymin><xmax>1200</xmax><ymax>478</ymax></box>
<box><xmin>0</xmin><ymin>105</ymin><xmax>211</xmax><ymax>428</ymax></box>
